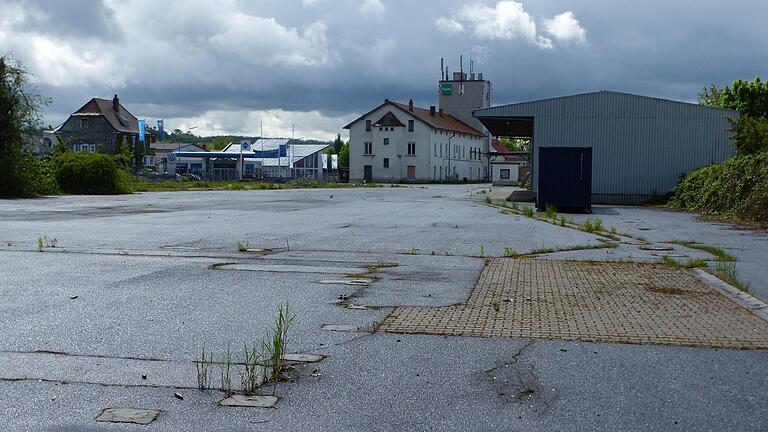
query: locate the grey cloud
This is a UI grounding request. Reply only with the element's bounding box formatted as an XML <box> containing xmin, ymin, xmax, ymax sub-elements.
<box><xmin>11</xmin><ymin>0</ymin><xmax>767</xmax><ymax>135</ymax></box>
<box><xmin>11</xmin><ymin>0</ymin><xmax>124</xmax><ymax>42</ymax></box>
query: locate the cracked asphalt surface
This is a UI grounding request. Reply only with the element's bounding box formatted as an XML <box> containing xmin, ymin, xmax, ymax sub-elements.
<box><xmin>1</xmin><ymin>185</ymin><xmax>767</xmax><ymax>431</ymax></box>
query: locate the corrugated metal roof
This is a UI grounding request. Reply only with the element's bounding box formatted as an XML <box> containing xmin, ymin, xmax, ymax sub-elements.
<box><xmin>218</xmin><ymin>139</ymin><xmax>329</xmax><ymax>167</ymax></box>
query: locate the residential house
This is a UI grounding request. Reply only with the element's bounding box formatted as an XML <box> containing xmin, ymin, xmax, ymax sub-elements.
<box><xmin>344</xmin><ymin>99</ymin><xmax>487</xmax><ymax>182</ymax></box>
<box><xmin>489</xmin><ymin>139</ymin><xmax>528</xmax><ymax>186</ymax></box>
<box><xmin>55</xmin><ymin>94</ymin><xmax>140</xmax><ymax>155</ymax></box>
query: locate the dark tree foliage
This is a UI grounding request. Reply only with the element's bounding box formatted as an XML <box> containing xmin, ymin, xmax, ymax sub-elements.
<box><xmin>700</xmin><ymin>77</ymin><xmax>768</xmax><ymax>155</ymax></box>
<box><xmin>0</xmin><ymin>56</ymin><xmax>48</xmax><ymax>196</ymax></box>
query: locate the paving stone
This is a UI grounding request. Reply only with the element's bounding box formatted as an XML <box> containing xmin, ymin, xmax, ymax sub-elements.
<box><xmin>95</xmin><ymin>408</ymin><xmax>160</xmax><ymax>425</ymax></box>
<box><xmin>219</xmin><ymin>395</ymin><xmax>278</xmax><ymax>408</ymax></box>
<box><xmin>380</xmin><ymin>259</ymin><xmax>768</xmax><ymax>349</ymax></box>
<box><xmin>282</xmin><ymin>353</ymin><xmax>325</xmax><ymax>363</ymax></box>
<box><xmin>321</xmin><ymin>324</ymin><xmax>359</xmax><ymax>332</ymax></box>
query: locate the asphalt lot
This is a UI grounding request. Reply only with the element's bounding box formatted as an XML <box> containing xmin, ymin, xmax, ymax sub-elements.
<box><xmin>1</xmin><ymin>184</ymin><xmax>767</xmax><ymax>431</ymax></box>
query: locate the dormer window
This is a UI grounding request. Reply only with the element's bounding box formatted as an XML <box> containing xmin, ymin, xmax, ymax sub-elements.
<box><xmin>79</xmin><ymin>118</ymin><xmax>90</xmax><ymax>129</ymax></box>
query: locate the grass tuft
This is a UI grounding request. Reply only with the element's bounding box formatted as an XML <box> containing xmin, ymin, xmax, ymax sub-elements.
<box><xmin>714</xmin><ymin>261</ymin><xmax>750</xmax><ymax>292</ymax></box>
<box><xmin>237</xmin><ymin>240</ymin><xmax>251</xmax><ymax>252</ymax></box>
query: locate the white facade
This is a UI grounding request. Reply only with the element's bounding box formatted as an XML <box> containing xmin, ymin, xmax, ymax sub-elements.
<box><xmin>347</xmin><ymin>103</ymin><xmax>488</xmax><ymax>182</ymax></box>
<box><xmin>491</xmin><ymin>162</ymin><xmax>520</xmax><ymax>186</ymax></box>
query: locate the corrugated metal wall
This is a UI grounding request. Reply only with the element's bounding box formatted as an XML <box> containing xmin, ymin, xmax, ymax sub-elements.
<box><xmin>476</xmin><ymin>91</ymin><xmax>738</xmax><ymax>205</ymax></box>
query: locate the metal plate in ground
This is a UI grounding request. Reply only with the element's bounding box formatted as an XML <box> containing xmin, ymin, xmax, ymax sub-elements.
<box><xmin>95</xmin><ymin>408</ymin><xmax>160</xmax><ymax>425</ymax></box>
<box><xmin>380</xmin><ymin>259</ymin><xmax>768</xmax><ymax>349</ymax></box>
<box><xmin>220</xmin><ymin>395</ymin><xmax>278</xmax><ymax>408</ymax></box>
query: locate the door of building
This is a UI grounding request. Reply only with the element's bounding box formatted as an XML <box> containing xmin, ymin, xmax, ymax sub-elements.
<box><xmin>407</xmin><ymin>165</ymin><xmax>416</xmax><ymax>180</ymax></box>
<box><xmin>364</xmin><ymin>165</ymin><xmax>373</xmax><ymax>181</ymax></box>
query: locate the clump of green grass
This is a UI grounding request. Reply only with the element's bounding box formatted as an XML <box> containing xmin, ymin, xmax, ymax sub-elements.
<box><xmin>195</xmin><ymin>346</ymin><xmax>214</xmax><ymax>390</ymax></box>
<box><xmin>580</xmin><ymin>217</ymin><xmax>604</xmax><ymax>233</ymax></box>
<box><xmin>484</xmin><ymin>196</ymin><xmax>492</xmax><ymax>204</ymax></box>
<box><xmin>237</xmin><ymin>240</ymin><xmax>251</xmax><ymax>252</ymax></box>
<box><xmin>545</xmin><ymin>203</ymin><xmax>557</xmax><ymax>219</ymax></box>
<box><xmin>503</xmin><ymin>247</ymin><xmax>520</xmax><ymax>258</ymax></box>
<box><xmin>403</xmin><ymin>247</ymin><xmax>417</xmax><ymax>255</ymax></box>
<box><xmin>523</xmin><ymin>207</ymin><xmax>535</xmax><ymax>218</ymax></box>
<box><xmin>264</xmin><ymin>303</ymin><xmax>296</xmax><ymax>384</ymax></box>
<box><xmin>479</xmin><ymin>245</ymin><xmax>485</xmax><ymax>257</ymax></box>
<box><xmin>662</xmin><ymin>256</ymin><xmax>708</xmax><ymax>269</ymax></box>
<box><xmin>239</xmin><ymin>342</ymin><xmax>262</xmax><ymax>395</ymax></box>
<box><xmin>714</xmin><ymin>261</ymin><xmax>750</xmax><ymax>292</ymax></box>
<box><xmin>37</xmin><ymin>236</ymin><xmax>44</xmax><ymax>252</ymax></box>
<box><xmin>220</xmin><ymin>345</ymin><xmax>233</xmax><ymax>397</ymax></box>
<box><xmin>530</xmin><ymin>247</ymin><xmax>557</xmax><ymax>255</ymax></box>
<box><xmin>509</xmin><ymin>201</ymin><xmax>520</xmax><ymax>211</ymax></box>
<box><xmin>671</xmin><ymin>241</ymin><xmax>736</xmax><ymax>262</ymax></box>
<box><xmin>443</xmin><ymin>250</ymin><xmax>454</xmax><ymax>256</ymax></box>
<box><xmin>559</xmin><ymin>216</ymin><xmax>569</xmax><ymax>227</ymax></box>
<box><xmin>492</xmin><ymin>302</ymin><xmax>500</xmax><ymax>312</ymax></box>
<box><xmin>479</xmin><ymin>189</ymin><xmax>487</xmax><ymax>194</ymax></box>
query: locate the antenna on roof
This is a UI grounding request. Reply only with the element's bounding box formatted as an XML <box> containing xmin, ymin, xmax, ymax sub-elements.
<box><xmin>440</xmin><ymin>58</ymin><xmax>444</xmax><ymax>80</ymax></box>
<box><xmin>460</xmin><ymin>54</ymin><xmax>463</xmax><ymax>79</ymax></box>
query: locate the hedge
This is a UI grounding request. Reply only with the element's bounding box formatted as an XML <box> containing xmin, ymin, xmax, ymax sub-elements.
<box><xmin>668</xmin><ymin>152</ymin><xmax>768</xmax><ymax>224</ymax></box>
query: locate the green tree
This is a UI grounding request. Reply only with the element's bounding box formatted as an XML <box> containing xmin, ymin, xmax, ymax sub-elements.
<box><xmin>700</xmin><ymin>77</ymin><xmax>768</xmax><ymax>155</ymax></box>
<box><xmin>338</xmin><ymin>141</ymin><xmax>349</xmax><ymax>168</ymax></box>
<box><xmin>0</xmin><ymin>56</ymin><xmax>49</xmax><ymax>196</ymax></box>
<box><xmin>333</xmin><ymin>133</ymin><xmax>343</xmax><ymax>153</ymax></box>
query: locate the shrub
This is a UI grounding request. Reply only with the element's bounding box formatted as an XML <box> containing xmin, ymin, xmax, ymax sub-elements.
<box><xmin>54</xmin><ymin>152</ymin><xmax>132</xmax><ymax>194</ymax></box>
<box><xmin>669</xmin><ymin>152</ymin><xmax>768</xmax><ymax>224</ymax></box>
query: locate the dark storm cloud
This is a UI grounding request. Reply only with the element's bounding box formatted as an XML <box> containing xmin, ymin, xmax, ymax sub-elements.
<box><xmin>11</xmin><ymin>0</ymin><xmax>124</xmax><ymax>41</ymax></box>
<box><xmin>5</xmin><ymin>0</ymin><xmax>766</xmax><ymax>135</ymax></box>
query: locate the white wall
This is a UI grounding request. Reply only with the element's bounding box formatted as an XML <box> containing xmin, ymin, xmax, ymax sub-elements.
<box><xmin>349</xmin><ymin>105</ymin><xmax>488</xmax><ymax>182</ymax></box>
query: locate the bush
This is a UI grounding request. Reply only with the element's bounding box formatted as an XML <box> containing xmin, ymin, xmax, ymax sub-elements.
<box><xmin>54</xmin><ymin>152</ymin><xmax>132</xmax><ymax>194</ymax></box>
<box><xmin>669</xmin><ymin>152</ymin><xmax>768</xmax><ymax>224</ymax></box>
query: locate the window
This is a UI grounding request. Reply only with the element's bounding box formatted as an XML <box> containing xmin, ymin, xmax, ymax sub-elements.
<box><xmin>79</xmin><ymin>118</ymin><xmax>89</xmax><ymax>129</ymax></box>
<box><xmin>500</xmin><ymin>169</ymin><xmax>511</xmax><ymax>179</ymax></box>
<box><xmin>408</xmin><ymin>120</ymin><xmax>414</xmax><ymax>132</ymax></box>
<box><xmin>440</xmin><ymin>143</ymin><xmax>443</xmax><ymax>157</ymax></box>
<box><xmin>364</xmin><ymin>141</ymin><xmax>372</xmax><ymax>155</ymax></box>
<box><xmin>366</xmin><ymin>120</ymin><xmax>372</xmax><ymax>132</ymax></box>
<box><xmin>383</xmin><ymin>158</ymin><xmax>389</xmax><ymax>168</ymax></box>
<box><xmin>407</xmin><ymin>142</ymin><xmax>416</xmax><ymax>155</ymax></box>
<box><xmin>379</xmin><ymin>127</ymin><xmax>383</xmax><ymax>131</ymax></box>
<box><xmin>434</xmin><ymin>143</ymin><xmax>437</xmax><ymax>156</ymax></box>
<box><xmin>383</xmin><ymin>138</ymin><xmax>389</xmax><ymax>146</ymax></box>
<box><xmin>43</xmin><ymin>138</ymin><xmax>52</xmax><ymax>148</ymax></box>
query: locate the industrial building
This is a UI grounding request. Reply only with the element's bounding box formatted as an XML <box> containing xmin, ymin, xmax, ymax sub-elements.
<box><xmin>345</xmin><ymin>61</ymin><xmax>491</xmax><ymax>182</ymax></box>
<box><xmin>474</xmin><ymin>91</ymin><xmax>739</xmax><ymax>205</ymax></box>
<box><xmin>168</xmin><ymin>138</ymin><xmax>330</xmax><ymax>181</ymax></box>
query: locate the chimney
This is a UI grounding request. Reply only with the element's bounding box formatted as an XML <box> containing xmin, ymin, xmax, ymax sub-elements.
<box><xmin>408</xmin><ymin>99</ymin><xmax>414</xmax><ymax>111</ymax></box>
<box><xmin>384</xmin><ymin>98</ymin><xmax>389</xmax><ymax>104</ymax></box>
<box><xmin>429</xmin><ymin>106</ymin><xmax>436</xmax><ymax>116</ymax></box>
<box><xmin>112</xmin><ymin>94</ymin><xmax>119</xmax><ymax>112</ymax></box>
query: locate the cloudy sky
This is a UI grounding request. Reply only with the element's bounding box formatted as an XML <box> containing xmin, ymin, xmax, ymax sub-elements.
<box><xmin>1</xmin><ymin>0</ymin><xmax>766</xmax><ymax>139</ymax></box>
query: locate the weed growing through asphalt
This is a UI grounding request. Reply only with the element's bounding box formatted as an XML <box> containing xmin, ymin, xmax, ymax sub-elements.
<box><xmin>530</xmin><ymin>247</ymin><xmax>557</xmax><ymax>255</ymax></box>
<box><xmin>444</xmin><ymin>250</ymin><xmax>454</xmax><ymax>256</ymax></box>
<box><xmin>509</xmin><ymin>201</ymin><xmax>520</xmax><ymax>211</ymax></box>
<box><xmin>404</xmin><ymin>247</ymin><xmax>417</xmax><ymax>255</ymax></box>
<box><xmin>714</xmin><ymin>261</ymin><xmax>750</xmax><ymax>292</ymax></box>
<box><xmin>239</xmin><ymin>342</ymin><xmax>262</xmax><ymax>395</ymax></box>
<box><xmin>523</xmin><ymin>207</ymin><xmax>535</xmax><ymax>218</ymax></box>
<box><xmin>580</xmin><ymin>218</ymin><xmax>604</xmax><ymax>233</ymax></box>
<box><xmin>37</xmin><ymin>236</ymin><xmax>44</xmax><ymax>252</ymax></box>
<box><xmin>237</xmin><ymin>240</ymin><xmax>251</xmax><ymax>252</ymax></box>
<box><xmin>220</xmin><ymin>345</ymin><xmax>233</xmax><ymax>397</ymax></box>
<box><xmin>672</xmin><ymin>241</ymin><xmax>736</xmax><ymax>262</ymax></box>
<box><xmin>264</xmin><ymin>303</ymin><xmax>296</xmax><ymax>385</ymax></box>
<box><xmin>195</xmin><ymin>346</ymin><xmax>214</xmax><ymax>390</ymax></box>
<box><xmin>484</xmin><ymin>196</ymin><xmax>492</xmax><ymax>204</ymax></box>
<box><xmin>559</xmin><ymin>216</ymin><xmax>569</xmax><ymax>227</ymax></box>
<box><xmin>661</xmin><ymin>256</ymin><xmax>707</xmax><ymax>269</ymax></box>
<box><xmin>492</xmin><ymin>302</ymin><xmax>500</xmax><ymax>312</ymax></box>
<box><xmin>479</xmin><ymin>245</ymin><xmax>485</xmax><ymax>257</ymax></box>
<box><xmin>504</xmin><ymin>247</ymin><xmax>520</xmax><ymax>258</ymax></box>
<box><xmin>545</xmin><ymin>203</ymin><xmax>557</xmax><ymax>219</ymax></box>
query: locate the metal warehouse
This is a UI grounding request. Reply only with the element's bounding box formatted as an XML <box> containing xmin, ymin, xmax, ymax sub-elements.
<box><xmin>474</xmin><ymin>91</ymin><xmax>739</xmax><ymax>205</ymax></box>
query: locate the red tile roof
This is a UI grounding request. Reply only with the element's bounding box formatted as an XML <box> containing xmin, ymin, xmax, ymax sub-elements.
<box><xmin>344</xmin><ymin>100</ymin><xmax>484</xmax><ymax>136</ymax></box>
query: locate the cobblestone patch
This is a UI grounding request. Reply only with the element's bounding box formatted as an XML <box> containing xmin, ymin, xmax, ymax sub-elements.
<box><xmin>380</xmin><ymin>259</ymin><xmax>768</xmax><ymax>349</ymax></box>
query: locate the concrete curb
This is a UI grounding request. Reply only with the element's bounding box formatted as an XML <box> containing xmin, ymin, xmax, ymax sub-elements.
<box><xmin>691</xmin><ymin>268</ymin><xmax>768</xmax><ymax>322</ymax></box>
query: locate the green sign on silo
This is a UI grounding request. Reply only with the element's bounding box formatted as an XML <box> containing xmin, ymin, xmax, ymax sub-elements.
<box><xmin>441</xmin><ymin>83</ymin><xmax>453</xmax><ymax>96</ymax></box>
